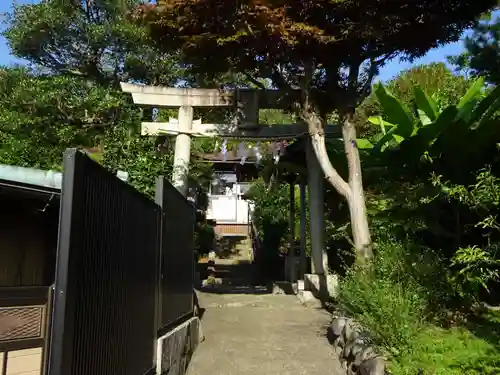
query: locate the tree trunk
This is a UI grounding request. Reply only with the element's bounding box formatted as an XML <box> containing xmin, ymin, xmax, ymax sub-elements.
<box><xmin>307</xmin><ymin>113</ymin><xmax>350</xmax><ymax>199</ymax></box>
<box><xmin>342</xmin><ymin>112</ymin><xmax>373</xmax><ymax>263</ymax></box>
<box><xmin>305</xmin><ymin>110</ymin><xmax>373</xmax><ymax>263</ymax></box>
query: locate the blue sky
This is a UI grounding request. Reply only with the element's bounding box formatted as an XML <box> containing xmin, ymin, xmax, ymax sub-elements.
<box><xmin>0</xmin><ymin>0</ymin><xmax>478</xmax><ymax>81</ymax></box>
<box><xmin>0</xmin><ymin>0</ymin><xmax>38</xmax><ymax>66</ymax></box>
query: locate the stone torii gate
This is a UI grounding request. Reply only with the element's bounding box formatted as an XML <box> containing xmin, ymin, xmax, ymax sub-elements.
<box><xmin>121</xmin><ymin>83</ymin><xmax>338</xmax><ymax>295</ymax></box>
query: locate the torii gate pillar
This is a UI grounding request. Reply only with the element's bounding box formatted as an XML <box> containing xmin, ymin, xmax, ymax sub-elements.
<box><xmin>306</xmin><ymin>137</ymin><xmax>327</xmax><ymax>275</ymax></box>
<box><xmin>172</xmin><ymin>106</ymin><xmax>194</xmax><ymax>196</ymax></box>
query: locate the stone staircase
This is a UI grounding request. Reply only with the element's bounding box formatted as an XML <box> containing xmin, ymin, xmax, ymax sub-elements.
<box><xmin>213</xmin><ymin>235</ymin><xmax>253</xmax><ymax>263</ymax></box>
<box><xmin>198</xmin><ymin>235</ymin><xmax>266</xmax><ymax>293</ymax></box>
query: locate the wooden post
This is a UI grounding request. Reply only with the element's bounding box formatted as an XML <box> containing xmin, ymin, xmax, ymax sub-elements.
<box><xmin>299</xmin><ymin>179</ymin><xmax>307</xmax><ymax>278</ymax></box>
<box><xmin>289</xmin><ymin>180</ymin><xmax>296</xmax><ymax>282</ymax></box>
<box><xmin>306</xmin><ymin>136</ymin><xmax>326</xmax><ymax>275</ymax></box>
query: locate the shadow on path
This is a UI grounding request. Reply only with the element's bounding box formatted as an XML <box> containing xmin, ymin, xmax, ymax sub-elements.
<box><xmin>187</xmin><ymin>291</ymin><xmax>343</xmax><ymax>375</ymax></box>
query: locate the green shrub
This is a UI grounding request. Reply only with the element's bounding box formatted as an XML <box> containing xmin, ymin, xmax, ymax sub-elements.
<box><xmin>337</xmin><ymin>239</ymin><xmax>428</xmax><ymax>354</ymax></box>
<box><xmin>195</xmin><ymin>222</ymin><xmax>215</xmax><ymax>256</ymax></box>
<box><xmin>448</xmin><ymin>245</ymin><xmax>500</xmax><ymax>305</ymax></box>
<box><xmin>337</xmin><ymin>236</ymin><xmax>500</xmax><ymax>374</ymax></box>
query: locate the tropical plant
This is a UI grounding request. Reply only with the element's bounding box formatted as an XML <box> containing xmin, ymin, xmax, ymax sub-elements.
<box><xmin>354</xmin><ymin>63</ymin><xmax>472</xmax><ymax>137</ymax></box>
<box><xmin>362</xmin><ymin>79</ymin><xmax>500</xmax><ymax>163</ymax></box>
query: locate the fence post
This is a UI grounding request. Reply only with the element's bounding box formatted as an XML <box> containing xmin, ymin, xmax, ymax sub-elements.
<box><xmin>154</xmin><ymin>176</ymin><xmax>196</xmax><ymax>331</ymax></box>
<box><xmin>47</xmin><ymin>148</ymin><xmax>79</xmax><ymax>375</ymax></box>
<box><xmin>154</xmin><ymin>177</ymin><xmax>165</xmax><ymax>336</ymax></box>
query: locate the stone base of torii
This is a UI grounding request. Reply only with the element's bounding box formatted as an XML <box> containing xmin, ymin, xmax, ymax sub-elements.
<box><xmin>121</xmin><ymin>83</ymin><xmax>338</xmax><ymax>297</ymax></box>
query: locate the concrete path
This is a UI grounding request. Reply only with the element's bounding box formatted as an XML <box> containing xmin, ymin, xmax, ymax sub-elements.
<box><xmin>187</xmin><ymin>291</ymin><xmax>344</xmax><ymax>375</ymax></box>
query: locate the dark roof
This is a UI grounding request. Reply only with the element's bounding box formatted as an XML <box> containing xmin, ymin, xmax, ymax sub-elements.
<box><xmin>0</xmin><ymin>178</ymin><xmax>61</xmax><ymax>206</ymax></box>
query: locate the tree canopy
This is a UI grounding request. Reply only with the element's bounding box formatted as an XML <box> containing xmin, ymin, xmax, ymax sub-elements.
<box><xmin>452</xmin><ymin>13</ymin><xmax>500</xmax><ymax>85</ymax></box>
<box><xmin>138</xmin><ymin>0</ymin><xmax>497</xmax><ymax>262</ymax></box>
<box><xmin>0</xmin><ymin>0</ymin><xmax>218</xmax><ymax>197</ymax></box>
<box><xmin>4</xmin><ymin>0</ymin><xmax>181</xmax><ymax>86</ymax></box>
<box><xmin>141</xmin><ymin>0</ymin><xmax>496</xmax><ymax>113</ymax></box>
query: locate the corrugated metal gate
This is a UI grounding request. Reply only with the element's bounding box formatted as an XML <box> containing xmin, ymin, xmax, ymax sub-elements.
<box><xmin>47</xmin><ymin>149</ymin><xmax>160</xmax><ymax>375</ymax></box>
<box><xmin>155</xmin><ymin>178</ymin><xmax>195</xmax><ymax>331</ymax></box>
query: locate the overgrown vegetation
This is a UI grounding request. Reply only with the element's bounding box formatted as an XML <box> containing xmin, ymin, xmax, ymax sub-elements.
<box><xmin>2</xmin><ymin>1</ymin><xmax>500</xmax><ymax>374</ymax></box>
<box><xmin>247</xmin><ymin>60</ymin><xmax>500</xmax><ymax>373</ymax></box>
<box><xmin>335</xmin><ymin>66</ymin><xmax>500</xmax><ymax>373</ymax></box>
<box><xmin>144</xmin><ymin>0</ymin><xmax>496</xmax><ymax>263</ymax></box>
<box><xmin>0</xmin><ymin>0</ymin><xmax>218</xmax><ymax>258</ymax></box>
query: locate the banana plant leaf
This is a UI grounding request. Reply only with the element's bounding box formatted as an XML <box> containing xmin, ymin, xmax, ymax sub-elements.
<box><xmin>414</xmin><ymin>86</ymin><xmax>438</xmax><ymax>122</ymax></box>
<box><xmin>368</xmin><ymin>115</ymin><xmax>395</xmax><ymax>134</ymax></box>
<box><xmin>380</xmin><ymin>106</ymin><xmax>459</xmax><ymax>168</ymax></box>
<box><xmin>473</xmin><ymin>86</ymin><xmax>500</xmax><ymax>128</ymax></box>
<box><xmin>417</xmin><ymin>109</ymin><xmax>432</xmax><ymax>126</ymax></box>
<box><xmin>372</xmin><ymin>125</ymin><xmax>405</xmax><ymax>154</ymax></box>
<box><xmin>418</xmin><ymin>106</ymin><xmax>459</xmax><ymax>149</ymax></box>
<box><xmin>374</xmin><ymin>83</ymin><xmax>415</xmax><ymax>139</ymax></box>
<box><xmin>356</xmin><ymin>138</ymin><xmax>374</xmax><ymax>149</ymax></box>
<box><xmin>457</xmin><ymin>77</ymin><xmax>485</xmax><ymax>121</ymax></box>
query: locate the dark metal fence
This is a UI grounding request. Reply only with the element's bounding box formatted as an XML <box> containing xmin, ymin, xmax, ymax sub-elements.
<box><xmin>47</xmin><ymin>149</ymin><xmax>160</xmax><ymax>375</ymax></box>
<box><xmin>155</xmin><ymin>177</ymin><xmax>195</xmax><ymax>331</ymax></box>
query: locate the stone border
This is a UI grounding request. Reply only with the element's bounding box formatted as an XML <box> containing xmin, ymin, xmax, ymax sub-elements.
<box><xmin>327</xmin><ymin>316</ymin><xmax>387</xmax><ymax>375</ymax></box>
<box><xmin>156</xmin><ymin>317</ymin><xmax>202</xmax><ymax>375</ymax></box>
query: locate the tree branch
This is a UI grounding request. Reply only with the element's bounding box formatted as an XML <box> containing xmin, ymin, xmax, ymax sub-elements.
<box><xmin>359</xmin><ymin>54</ymin><xmax>392</xmax><ymax>101</ymax></box>
<box><xmin>301</xmin><ymin>110</ymin><xmax>351</xmax><ymax>199</ymax></box>
<box><xmin>347</xmin><ymin>61</ymin><xmax>361</xmax><ymax>109</ymax></box>
<box><xmin>260</xmin><ymin>63</ymin><xmax>295</xmax><ymax>91</ymax></box>
<box><xmin>242</xmin><ymin>72</ymin><xmax>267</xmax><ymax>90</ymax></box>
<box><xmin>302</xmin><ymin>61</ymin><xmax>314</xmax><ymax>110</ymax></box>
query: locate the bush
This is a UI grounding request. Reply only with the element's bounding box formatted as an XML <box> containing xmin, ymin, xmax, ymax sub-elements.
<box><xmin>195</xmin><ymin>222</ymin><xmax>215</xmax><ymax>256</ymax></box>
<box><xmin>337</xmin><ymin>239</ymin><xmax>429</xmax><ymax>354</ymax></box>
<box><xmin>336</xmin><ymin>236</ymin><xmax>500</xmax><ymax>374</ymax></box>
<box><xmin>448</xmin><ymin>245</ymin><xmax>500</xmax><ymax>305</ymax></box>
<box><xmin>247</xmin><ymin>180</ymin><xmax>290</xmax><ymax>279</ymax></box>
<box><xmin>338</xmin><ymin>238</ymin><xmax>450</xmax><ymax>355</ymax></box>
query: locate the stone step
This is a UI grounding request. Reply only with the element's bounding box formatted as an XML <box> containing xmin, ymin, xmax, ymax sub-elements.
<box><xmin>220</xmin><ymin>277</ymin><xmax>256</xmax><ymax>285</ymax></box>
<box><xmin>201</xmin><ymin>277</ymin><xmax>257</xmax><ymax>287</ymax></box>
<box><xmin>212</xmin><ymin>270</ymin><xmax>255</xmax><ymax>281</ymax></box>
<box><xmin>199</xmin><ymin>265</ymin><xmax>256</xmax><ymax>281</ymax></box>
<box><xmin>233</xmin><ymin>244</ymin><xmax>252</xmax><ymax>250</ymax></box>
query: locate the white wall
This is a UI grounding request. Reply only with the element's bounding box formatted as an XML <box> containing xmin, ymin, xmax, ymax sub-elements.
<box><xmin>207</xmin><ymin>196</ymin><xmax>252</xmax><ymax>224</ymax></box>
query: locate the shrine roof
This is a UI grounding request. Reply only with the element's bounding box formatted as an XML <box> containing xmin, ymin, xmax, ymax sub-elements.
<box><xmin>193</xmin><ymin>141</ymin><xmax>289</xmax><ymax>163</ymax></box>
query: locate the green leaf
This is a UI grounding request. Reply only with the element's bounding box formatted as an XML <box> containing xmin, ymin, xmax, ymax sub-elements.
<box><xmin>458</xmin><ymin>77</ymin><xmax>485</xmax><ymax>109</ymax></box>
<box><xmin>457</xmin><ymin>77</ymin><xmax>485</xmax><ymax>120</ymax></box>
<box><xmin>418</xmin><ymin>106</ymin><xmax>459</xmax><ymax>148</ymax></box>
<box><xmin>417</xmin><ymin>109</ymin><xmax>432</xmax><ymax>126</ymax></box>
<box><xmin>368</xmin><ymin>115</ymin><xmax>395</xmax><ymax>135</ymax></box>
<box><xmin>356</xmin><ymin>139</ymin><xmax>374</xmax><ymax>149</ymax></box>
<box><xmin>395</xmin><ymin>106</ymin><xmax>458</xmax><ymax>161</ymax></box>
<box><xmin>477</xmin><ymin>96</ymin><xmax>500</xmax><ymax>129</ymax></box>
<box><xmin>372</xmin><ymin>126</ymin><xmax>401</xmax><ymax>153</ymax></box>
<box><xmin>414</xmin><ymin>86</ymin><xmax>438</xmax><ymax>122</ymax></box>
<box><xmin>470</xmin><ymin>85</ymin><xmax>500</xmax><ymax>125</ymax></box>
<box><xmin>393</xmin><ymin>134</ymin><xmax>405</xmax><ymax>144</ymax></box>
<box><xmin>374</xmin><ymin>83</ymin><xmax>415</xmax><ymax>138</ymax></box>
